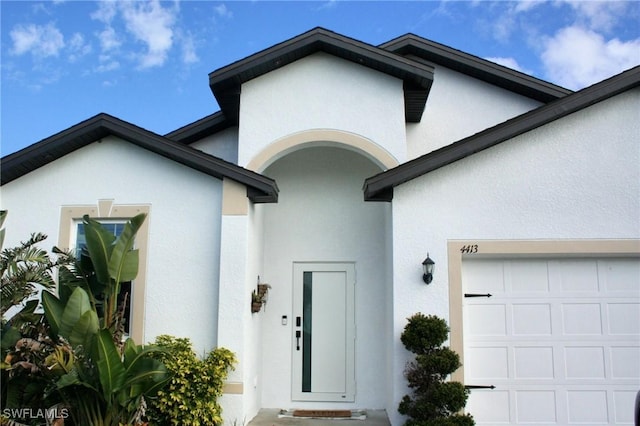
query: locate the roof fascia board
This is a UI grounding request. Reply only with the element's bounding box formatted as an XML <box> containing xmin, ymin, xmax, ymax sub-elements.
<box><xmin>164</xmin><ymin>111</ymin><xmax>233</xmax><ymax>144</ymax></box>
<box><xmin>380</xmin><ymin>34</ymin><xmax>572</xmax><ymax>103</ymax></box>
<box><xmin>2</xmin><ymin>113</ymin><xmax>278</xmax><ymax>203</ymax></box>
<box><xmin>364</xmin><ymin>66</ymin><xmax>640</xmax><ymax>201</ymax></box>
<box><xmin>208</xmin><ymin>27</ymin><xmax>434</xmax><ymax>123</ymax></box>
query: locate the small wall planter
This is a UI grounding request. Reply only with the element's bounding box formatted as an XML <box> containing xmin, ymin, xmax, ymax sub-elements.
<box><xmin>251</xmin><ymin>280</ymin><xmax>271</xmax><ymax>314</ymax></box>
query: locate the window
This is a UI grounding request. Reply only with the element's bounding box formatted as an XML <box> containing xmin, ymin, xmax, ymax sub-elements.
<box><xmin>59</xmin><ymin>201</ymin><xmax>150</xmax><ymax>343</ymax></box>
<box><xmin>74</xmin><ymin>220</ymin><xmax>132</xmax><ymax>335</ymax></box>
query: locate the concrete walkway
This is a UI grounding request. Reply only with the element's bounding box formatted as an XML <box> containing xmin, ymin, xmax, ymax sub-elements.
<box><xmin>247</xmin><ymin>409</ymin><xmax>391</xmax><ymax>426</ymax></box>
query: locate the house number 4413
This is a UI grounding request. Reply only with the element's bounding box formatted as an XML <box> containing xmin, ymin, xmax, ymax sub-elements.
<box><xmin>460</xmin><ymin>244</ymin><xmax>478</xmax><ymax>254</ymax></box>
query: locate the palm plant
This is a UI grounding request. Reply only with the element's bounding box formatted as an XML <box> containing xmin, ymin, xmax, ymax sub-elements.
<box><xmin>1</xmin><ymin>212</ymin><xmax>169</xmax><ymax>425</ymax></box>
<box><xmin>0</xmin><ymin>210</ymin><xmax>63</xmax><ymax>320</ymax></box>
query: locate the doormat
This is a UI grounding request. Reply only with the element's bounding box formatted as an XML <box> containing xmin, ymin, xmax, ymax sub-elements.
<box><xmin>278</xmin><ymin>410</ymin><xmax>367</xmax><ymax>420</ymax></box>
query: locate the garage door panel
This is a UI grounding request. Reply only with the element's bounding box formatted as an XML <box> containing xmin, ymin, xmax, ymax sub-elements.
<box><xmin>466</xmin><ymin>304</ymin><xmax>507</xmax><ymax>336</ymax></box>
<box><xmin>514</xmin><ymin>346</ymin><xmax>555</xmax><ymax>379</ymax></box>
<box><xmin>515</xmin><ymin>390</ymin><xmax>557</xmax><ymax>423</ymax></box>
<box><xmin>607</xmin><ymin>303</ymin><xmax>640</xmax><ymax>334</ymax></box>
<box><xmin>463</xmin><ymin>260</ymin><xmax>505</xmax><ymax>293</ymax></box>
<box><xmin>508</xmin><ymin>260</ymin><xmax>550</xmax><ymax>292</ymax></box>
<box><xmin>466</xmin><ymin>389</ymin><xmax>511</xmax><ymax>424</ymax></box>
<box><xmin>567</xmin><ymin>390</ymin><xmax>608</xmax><ymax>423</ymax></box>
<box><xmin>564</xmin><ymin>346</ymin><xmax>606</xmax><ymax>379</ymax></box>
<box><xmin>561</xmin><ymin>303</ymin><xmax>603</xmax><ymax>335</ymax></box>
<box><xmin>466</xmin><ymin>389</ymin><xmax>512</xmax><ymax>425</ymax></box>
<box><xmin>610</xmin><ymin>346</ymin><xmax>640</xmax><ymax>378</ymax></box>
<box><xmin>463</xmin><ymin>257</ymin><xmax>640</xmax><ymax>425</ymax></box>
<box><xmin>601</xmin><ymin>259</ymin><xmax>640</xmax><ymax>292</ymax></box>
<box><xmin>613</xmin><ymin>390</ymin><xmax>637</xmax><ymax>423</ymax></box>
<box><xmin>513</xmin><ymin>303</ymin><xmax>552</xmax><ymax>335</ymax></box>
<box><xmin>467</xmin><ymin>346</ymin><xmax>510</xmax><ymax>379</ymax></box>
<box><xmin>552</xmin><ymin>259</ymin><xmax>600</xmax><ymax>292</ymax></box>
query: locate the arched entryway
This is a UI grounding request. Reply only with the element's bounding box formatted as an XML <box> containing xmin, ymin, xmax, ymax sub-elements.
<box><xmin>254</xmin><ymin>142</ymin><xmax>393</xmax><ymax>409</ymax></box>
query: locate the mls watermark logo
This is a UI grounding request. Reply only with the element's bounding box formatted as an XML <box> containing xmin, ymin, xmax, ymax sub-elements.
<box><xmin>2</xmin><ymin>407</ymin><xmax>70</xmax><ymax>421</ymax></box>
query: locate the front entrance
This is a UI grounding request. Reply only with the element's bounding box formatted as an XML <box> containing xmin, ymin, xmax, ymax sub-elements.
<box><xmin>292</xmin><ymin>263</ymin><xmax>356</xmax><ymax>402</ymax></box>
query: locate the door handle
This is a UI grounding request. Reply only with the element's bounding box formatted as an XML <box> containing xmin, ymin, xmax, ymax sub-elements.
<box><xmin>295</xmin><ymin>330</ymin><xmax>301</xmax><ymax>350</ymax></box>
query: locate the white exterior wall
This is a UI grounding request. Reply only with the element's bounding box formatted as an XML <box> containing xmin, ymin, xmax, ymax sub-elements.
<box><xmin>407</xmin><ymin>66</ymin><xmax>543</xmax><ymax>159</ymax></box>
<box><xmin>388</xmin><ymin>89</ymin><xmax>640</xmax><ymax>425</ymax></box>
<box><xmin>257</xmin><ymin>147</ymin><xmax>391</xmax><ymax>409</ymax></box>
<box><xmin>0</xmin><ymin>137</ymin><xmax>224</xmax><ymax>355</ymax></box>
<box><xmin>191</xmin><ymin>127</ymin><xmax>239</xmax><ymax>164</ymax></box>
<box><xmin>238</xmin><ymin>52</ymin><xmax>407</xmax><ymax>167</ymax></box>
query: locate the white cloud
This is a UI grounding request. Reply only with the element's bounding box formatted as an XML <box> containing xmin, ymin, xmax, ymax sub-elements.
<box><xmin>95</xmin><ymin>58</ymin><xmax>120</xmax><ymax>73</ymax></box>
<box><xmin>91</xmin><ymin>1</ymin><xmax>118</xmax><ymax>24</ymax></box>
<box><xmin>541</xmin><ymin>25</ymin><xmax>640</xmax><ymax>89</ymax></box>
<box><xmin>560</xmin><ymin>0</ymin><xmax>630</xmax><ymax>33</ymax></box>
<box><xmin>97</xmin><ymin>26</ymin><xmax>122</xmax><ymax>52</ymax></box>
<box><xmin>485</xmin><ymin>56</ymin><xmax>531</xmax><ymax>74</ymax></box>
<box><xmin>120</xmin><ymin>0</ymin><xmax>177</xmax><ymax>69</ymax></box>
<box><xmin>214</xmin><ymin>4</ymin><xmax>233</xmax><ymax>19</ymax></box>
<box><xmin>180</xmin><ymin>33</ymin><xmax>199</xmax><ymax>65</ymax></box>
<box><xmin>10</xmin><ymin>22</ymin><xmax>65</xmax><ymax>58</ymax></box>
<box><xmin>67</xmin><ymin>33</ymin><xmax>92</xmax><ymax>62</ymax></box>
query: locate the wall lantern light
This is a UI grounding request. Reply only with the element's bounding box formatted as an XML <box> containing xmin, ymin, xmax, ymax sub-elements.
<box><xmin>422</xmin><ymin>254</ymin><xmax>435</xmax><ymax>284</ymax></box>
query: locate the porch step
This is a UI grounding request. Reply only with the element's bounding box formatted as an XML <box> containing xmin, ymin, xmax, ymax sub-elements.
<box><xmin>248</xmin><ymin>408</ymin><xmax>391</xmax><ymax>425</ymax></box>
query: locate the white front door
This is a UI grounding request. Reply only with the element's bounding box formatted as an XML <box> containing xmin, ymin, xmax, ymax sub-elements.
<box><xmin>292</xmin><ymin>263</ymin><xmax>356</xmax><ymax>402</ymax></box>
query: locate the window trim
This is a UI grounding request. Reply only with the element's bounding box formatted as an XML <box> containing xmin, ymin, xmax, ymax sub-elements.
<box><xmin>59</xmin><ymin>202</ymin><xmax>150</xmax><ymax>343</ymax></box>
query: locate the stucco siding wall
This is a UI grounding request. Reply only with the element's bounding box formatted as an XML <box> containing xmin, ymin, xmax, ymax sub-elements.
<box><xmin>407</xmin><ymin>66</ymin><xmax>543</xmax><ymax>159</ymax></box>
<box><xmin>190</xmin><ymin>126</ymin><xmax>239</xmax><ymax>164</ymax></box>
<box><xmin>238</xmin><ymin>52</ymin><xmax>406</xmax><ymax>167</ymax></box>
<box><xmin>388</xmin><ymin>89</ymin><xmax>640</xmax><ymax>425</ymax></box>
<box><xmin>1</xmin><ymin>137</ymin><xmax>224</xmax><ymax>355</ymax></box>
<box><xmin>257</xmin><ymin>147</ymin><xmax>391</xmax><ymax>409</ymax></box>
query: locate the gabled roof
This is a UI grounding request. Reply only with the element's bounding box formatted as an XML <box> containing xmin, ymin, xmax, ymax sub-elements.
<box><xmin>208</xmin><ymin>27</ymin><xmax>435</xmax><ymax>124</ymax></box>
<box><xmin>180</xmin><ymin>28</ymin><xmax>571</xmax><ymax>145</ymax></box>
<box><xmin>164</xmin><ymin>111</ymin><xmax>233</xmax><ymax>144</ymax></box>
<box><xmin>380</xmin><ymin>34</ymin><xmax>572</xmax><ymax>103</ymax></box>
<box><xmin>364</xmin><ymin>66</ymin><xmax>640</xmax><ymax>201</ymax></box>
<box><xmin>1</xmin><ymin>113</ymin><xmax>278</xmax><ymax>203</ymax></box>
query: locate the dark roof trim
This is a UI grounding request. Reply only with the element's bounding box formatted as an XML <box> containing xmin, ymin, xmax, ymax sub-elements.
<box><xmin>1</xmin><ymin>113</ymin><xmax>278</xmax><ymax>203</ymax></box>
<box><xmin>364</xmin><ymin>66</ymin><xmax>640</xmax><ymax>201</ymax></box>
<box><xmin>380</xmin><ymin>34</ymin><xmax>572</xmax><ymax>103</ymax></box>
<box><xmin>164</xmin><ymin>111</ymin><xmax>233</xmax><ymax>144</ymax></box>
<box><xmin>208</xmin><ymin>27</ymin><xmax>434</xmax><ymax>123</ymax></box>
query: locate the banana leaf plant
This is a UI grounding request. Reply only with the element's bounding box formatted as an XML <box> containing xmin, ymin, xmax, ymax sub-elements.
<box><xmin>39</xmin><ymin>214</ymin><xmax>169</xmax><ymax>425</ymax></box>
<box><xmin>2</xmin><ymin>213</ymin><xmax>170</xmax><ymax>425</ymax></box>
<box><xmin>78</xmin><ymin>213</ymin><xmax>145</xmax><ymax>343</ymax></box>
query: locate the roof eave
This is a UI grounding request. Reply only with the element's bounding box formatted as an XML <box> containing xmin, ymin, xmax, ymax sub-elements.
<box><xmin>208</xmin><ymin>27</ymin><xmax>434</xmax><ymax>124</ymax></box>
<box><xmin>381</xmin><ymin>35</ymin><xmax>572</xmax><ymax>103</ymax></box>
<box><xmin>364</xmin><ymin>66</ymin><xmax>640</xmax><ymax>202</ymax></box>
<box><xmin>164</xmin><ymin>111</ymin><xmax>233</xmax><ymax>144</ymax></box>
<box><xmin>1</xmin><ymin>113</ymin><xmax>279</xmax><ymax>203</ymax></box>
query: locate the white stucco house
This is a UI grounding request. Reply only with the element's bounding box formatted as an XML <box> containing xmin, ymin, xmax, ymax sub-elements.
<box><xmin>2</xmin><ymin>28</ymin><xmax>639</xmax><ymax>425</ymax></box>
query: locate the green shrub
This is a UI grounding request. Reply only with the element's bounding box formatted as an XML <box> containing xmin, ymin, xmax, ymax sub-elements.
<box><xmin>400</xmin><ymin>313</ymin><xmax>449</xmax><ymax>354</ymax></box>
<box><xmin>399</xmin><ymin>313</ymin><xmax>474</xmax><ymax>425</ymax></box>
<box><xmin>146</xmin><ymin>335</ymin><xmax>236</xmax><ymax>426</ymax></box>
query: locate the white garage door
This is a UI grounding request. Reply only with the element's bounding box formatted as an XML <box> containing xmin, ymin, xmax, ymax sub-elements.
<box><xmin>462</xmin><ymin>257</ymin><xmax>640</xmax><ymax>425</ymax></box>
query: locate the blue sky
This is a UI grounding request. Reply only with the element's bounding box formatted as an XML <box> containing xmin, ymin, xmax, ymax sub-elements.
<box><xmin>2</xmin><ymin>1</ymin><xmax>639</xmax><ymax>156</ymax></box>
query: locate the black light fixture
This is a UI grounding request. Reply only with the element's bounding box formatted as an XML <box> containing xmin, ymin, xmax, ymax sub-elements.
<box><xmin>422</xmin><ymin>254</ymin><xmax>435</xmax><ymax>284</ymax></box>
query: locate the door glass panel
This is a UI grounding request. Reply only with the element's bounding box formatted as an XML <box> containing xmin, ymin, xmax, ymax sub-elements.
<box><xmin>302</xmin><ymin>271</ymin><xmax>312</xmax><ymax>392</ymax></box>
